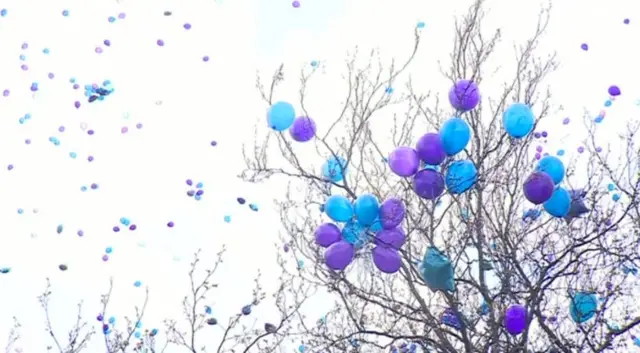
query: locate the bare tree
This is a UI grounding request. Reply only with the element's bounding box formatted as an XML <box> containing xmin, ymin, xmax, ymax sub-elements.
<box><xmin>242</xmin><ymin>0</ymin><xmax>640</xmax><ymax>352</ymax></box>
<box><xmin>4</xmin><ymin>317</ymin><xmax>21</xmax><ymax>353</ymax></box>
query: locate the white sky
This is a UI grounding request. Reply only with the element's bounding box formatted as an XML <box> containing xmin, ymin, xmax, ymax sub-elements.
<box><xmin>0</xmin><ymin>0</ymin><xmax>639</xmax><ymax>352</ymax></box>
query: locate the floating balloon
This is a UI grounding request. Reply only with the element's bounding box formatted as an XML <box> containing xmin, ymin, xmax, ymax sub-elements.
<box><xmin>569</xmin><ymin>292</ymin><xmax>597</xmax><ymax>323</ymax></box>
<box><xmin>439</xmin><ymin>118</ymin><xmax>470</xmax><ymax>156</ymax></box>
<box><xmin>378</xmin><ymin>198</ymin><xmax>405</xmax><ymax>230</ymax></box>
<box><xmin>448</xmin><ymin>80</ymin><xmax>480</xmax><ymax>111</ymax></box>
<box><xmin>523</xmin><ymin>172</ymin><xmax>554</xmax><ymax>204</ymax></box>
<box><xmin>445</xmin><ymin>160</ymin><xmax>478</xmax><ymax>194</ymax></box>
<box><xmin>388</xmin><ymin>147</ymin><xmax>419</xmax><ymax>177</ymax></box>
<box><xmin>324</xmin><ymin>241</ymin><xmax>355</xmax><ymax>270</ymax></box>
<box><xmin>372</xmin><ymin>246</ymin><xmax>402</xmax><ymax>274</ymax></box>
<box><xmin>289</xmin><ymin>116</ymin><xmax>316</xmax><ymax>142</ymax></box>
<box><xmin>413</xmin><ymin>169</ymin><xmax>445</xmax><ymax>199</ymax></box>
<box><xmin>543</xmin><ymin>187</ymin><xmax>571</xmax><ymax>217</ymax></box>
<box><xmin>322</xmin><ymin>156</ymin><xmax>347</xmax><ymax>182</ymax></box>
<box><xmin>503</xmin><ymin>103</ymin><xmax>534</xmax><ymax>138</ymax></box>
<box><xmin>267</xmin><ymin>101</ymin><xmax>295</xmax><ymax>131</ymax></box>
<box><xmin>341</xmin><ymin>220</ymin><xmax>368</xmax><ymax>247</ymax></box>
<box><xmin>315</xmin><ymin>223</ymin><xmax>341</xmax><ymax>247</ymax></box>
<box><xmin>374</xmin><ymin>227</ymin><xmax>405</xmax><ymax>250</ymax></box>
<box><xmin>564</xmin><ymin>189</ymin><xmax>589</xmax><ymax>222</ymax></box>
<box><xmin>415</xmin><ymin>133</ymin><xmax>446</xmax><ymax>165</ymax></box>
<box><xmin>421</xmin><ymin>247</ymin><xmax>455</xmax><ymax>292</ymax></box>
<box><xmin>536</xmin><ymin>156</ymin><xmax>565</xmax><ymax>185</ymax></box>
<box><xmin>608</xmin><ymin>85</ymin><xmax>621</xmax><ymax>96</ymax></box>
<box><xmin>504</xmin><ymin>304</ymin><xmax>527</xmax><ymax>335</ymax></box>
<box><xmin>324</xmin><ymin>195</ymin><xmax>353</xmax><ymax>222</ymax></box>
<box><xmin>354</xmin><ymin>194</ymin><xmax>379</xmax><ymax>226</ymax></box>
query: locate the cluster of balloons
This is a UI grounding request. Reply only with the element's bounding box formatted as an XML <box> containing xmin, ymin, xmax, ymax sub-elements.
<box><xmin>318</xmin><ymin>196</ymin><xmax>406</xmax><ymax>273</ymax></box>
<box><xmin>266</xmin><ymin>101</ymin><xmax>317</xmax><ymax>142</ymax></box>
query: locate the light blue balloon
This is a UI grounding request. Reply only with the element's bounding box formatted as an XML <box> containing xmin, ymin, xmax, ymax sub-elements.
<box><xmin>503</xmin><ymin>103</ymin><xmax>534</xmax><ymax>138</ymax></box>
<box><xmin>267</xmin><ymin>101</ymin><xmax>295</xmax><ymax>131</ymax></box>
<box><xmin>354</xmin><ymin>194</ymin><xmax>379</xmax><ymax>226</ymax></box>
<box><xmin>322</xmin><ymin>156</ymin><xmax>347</xmax><ymax>182</ymax></box>
<box><xmin>543</xmin><ymin>187</ymin><xmax>571</xmax><ymax>217</ymax></box>
<box><xmin>439</xmin><ymin>117</ymin><xmax>470</xmax><ymax>156</ymax></box>
<box><xmin>445</xmin><ymin>160</ymin><xmax>477</xmax><ymax>194</ymax></box>
<box><xmin>569</xmin><ymin>292</ymin><xmax>597</xmax><ymax>323</ymax></box>
<box><xmin>368</xmin><ymin>218</ymin><xmax>383</xmax><ymax>232</ymax></box>
<box><xmin>324</xmin><ymin>195</ymin><xmax>353</xmax><ymax>222</ymax></box>
<box><xmin>536</xmin><ymin>156</ymin><xmax>564</xmax><ymax>185</ymax></box>
<box><xmin>341</xmin><ymin>220</ymin><xmax>368</xmax><ymax>248</ymax></box>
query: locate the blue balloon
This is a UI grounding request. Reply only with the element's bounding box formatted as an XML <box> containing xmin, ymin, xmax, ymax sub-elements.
<box><xmin>543</xmin><ymin>187</ymin><xmax>571</xmax><ymax>217</ymax></box>
<box><xmin>267</xmin><ymin>101</ymin><xmax>295</xmax><ymax>131</ymax></box>
<box><xmin>445</xmin><ymin>160</ymin><xmax>477</xmax><ymax>194</ymax></box>
<box><xmin>421</xmin><ymin>247</ymin><xmax>455</xmax><ymax>292</ymax></box>
<box><xmin>569</xmin><ymin>292</ymin><xmax>597</xmax><ymax>323</ymax></box>
<box><xmin>503</xmin><ymin>103</ymin><xmax>534</xmax><ymax>138</ymax></box>
<box><xmin>322</xmin><ymin>156</ymin><xmax>347</xmax><ymax>182</ymax></box>
<box><xmin>368</xmin><ymin>217</ymin><xmax>383</xmax><ymax>233</ymax></box>
<box><xmin>354</xmin><ymin>194</ymin><xmax>379</xmax><ymax>226</ymax></box>
<box><xmin>324</xmin><ymin>195</ymin><xmax>353</xmax><ymax>222</ymax></box>
<box><xmin>439</xmin><ymin>117</ymin><xmax>470</xmax><ymax>156</ymax></box>
<box><xmin>536</xmin><ymin>156</ymin><xmax>565</xmax><ymax>185</ymax></box>
<box><xmin>341</xmin><ymin>220</ymin><xmax>368</xmax><ymax>247</ymax></box>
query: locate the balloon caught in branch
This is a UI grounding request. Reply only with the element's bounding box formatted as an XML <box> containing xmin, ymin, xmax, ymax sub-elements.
<box><xmin>267</xmin><ymin>101</ymin><xmax>295</xmax><ymax>131</ymax></box>
<box><xmin>523</xmin><ymin>172</ymin><xmax>554</xmax><ymax>204</ymax></box>
<box><xmin>439</xmin><ymin>117</ymin><xmax>471</xmax><ymax>156</ymax></box>
<box><xmin>504</xmin><ymin>304</ymin><xmax>527</xmax><ymax>335</ymax></box>
<box><xmin>448</xmin><ymin>80</ymin><xmax>480</xmax><ymax>112</ymax></box>
<box><xmin>503</xmin><ymin>103</ymin><xmax>534</xmax><ymax>138</ymax></box>
<box><xmin>388</xmin><ymin>147</ymin><xmax>420</xmax><ymax>177</ymax></box>
<box><xmin>445</xmin><ymin>160</ymin><xmax>478</xmax><ymax>194</ymax></box>
<box><xmin>569</xmin><ymin>292</ymin><xmax>597</xmax><ymax>323</ymax></box>
<box><xmin>322</xmin><ymin>156</ymin><xmax>347</xmax><ymax>182</ymax></box>
<box><xmin>289</xmin><ymin>116</ymin><xmax>316</xmax><ymax>142</ymax></box>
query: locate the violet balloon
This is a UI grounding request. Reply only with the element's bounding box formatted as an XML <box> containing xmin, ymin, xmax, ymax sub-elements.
<box><xmin>388</xmin><ymin>147</ymin><xmax>419</xmax><ymax>177</ymax></box>
<box><xmin>378</xmin><ymin>198</ymin><xmax>405</xmax><ymax>229</ymax></box>
<box><xmin>289</xmin><ymin>116</ymin><xmax>316</xmax><ymax>142</ymax></box>
<box><xmin>324</xmin><ymin>241</ymin><xmax>355</xmax><ymax>271</ymax></box>
<box><xmin>413</xmin><ymin>169</ymin><xmax>445</xmax><ymax>199</ymax></box>
<box><xmin>314</xmin><ymin>223</ymin><xmax>341</xmax><ymax>247</ymax></box>
<box><xmin>523</xmin><ymin>172</ymin><xmax>554</xmax><ymax>204</ymax></box>
<box><xmin>415</xmin><ymin>133</ymin><xmax>446</xmax><ymax>165</ymax></box>
<box><xmin>374</xmin><ymin>227</ymin><xmax>405</xmax><ymax>250</ymax></box>
<box><xmin>504</xmin><ymin>304</ymin><xmax>527</xmax><ymax>335</ymax></box>
<box><xmin>448</xmin><ymin>80</ymin><xmax>480</xmax><ymax>111</ymax></box>
<box><xmin>372</xmin><ymin>246</ymin><xmax>402</xmax><ymax>274</ymax></box>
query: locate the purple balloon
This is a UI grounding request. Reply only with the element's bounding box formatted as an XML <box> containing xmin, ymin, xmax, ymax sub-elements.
<box><xmin>378</xmin><ymin>198</ymin><xmax>405</xmax><ymax>229</ymax></box>
<box><xmin>448</xmin><ymin>80</ymin><xmax>480</xmax><ymax>111</ymax></box>
<box><xmin>413</xmin><ymin>169</ymin><xmax>445</xmax><ymax>200</ymax></box>
<box><xmin>388</xmin><ymin>147</ymin><xmax>419</xmax><ymax>177</ymax></box>
<box><xmin>372</xmin><ymin>246</ymin><xmax>401</xmax><ymax>273</ymax></box>
<box><xmin>289</xmin><ymin>116</ymin><xmax>316</xmax><ymax>142</ymax></box>
<box><xmin>504</xmin><ymin>304</ymin><xmax>527</xmax><ymax>335</ymax></box>
<box><xmin>315</xmin><ymin>223</ymin><xmax>341</xmax><ymax>247</ymax></box>
<box><xmin>324</xmin><ymin>241</ymin><xmax>355</xmax><ymax>270</ymax></box>
<box><xmin>416</xmin><ymin>133</ymin><xmax>446</xmax><ymax>165</ymax></box>
<box><xmin>374</xmin><ymin>227</ymin><xmax>405</xmax><ymax>249</ymax></box>
<box><xmin>608</xmin><ymin>85</ymin><xmax>621</xmax><ymax>97</ymax></box>
<box><xmin>523</xmin><ymin>172</ymin><xmax>554</xmax><ymax>204</ymax></box>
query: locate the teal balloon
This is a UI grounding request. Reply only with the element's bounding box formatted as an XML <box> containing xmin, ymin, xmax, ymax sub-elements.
<box><xmin>503</xmin><ymin>103</ymin><xmax>534</xmax><ymax>138</ymax></box>
<box><xmin>445</xmin><ymin>160</ymin><xmax>477</xmax><ymax>194</ymax></box>
<box><xmin>536</xmin><ymin>156</ymin><xmax>565</xmax><ymax>185</ymax></box>
<box><xmin>354</xmin><ymin>194</ymin><xmax>379</xmax><ymax>226</ymax></box>
<box><xmin>267</xmin><ymin>101</ymin><xmax>295</xmax><ymax>131</ymax></box>
<box><xmin>543</xmin><ymin>187</ymin><xmax>571</xmax><ymax>217</ymax></box>
<box><xmin>569</xmin><ymin>292</ymin><xmax>597</xmax><ymax>323</ymax></box>
<box><xmin>322</xmin><ymin>156</ymin><xmax>347</xmax><ymax>182</ymax></box>
<box><xmin>439</xmin><ymin>117</ymin><xmax>470</xmax><ymax>156</ymax></box>
<box><xmin>341</xmin><ymin>220</ymin><xmax>368</xmax><ymax>247</ymax></box>
<box><xmin>421</xmin><ymin>247</ymin><xmax>455</xmax><ymax>292</ymax></box>
<box><xmin>324</xmin><ymin>195</ymin><xmax>353</xmax><ymax>222</ymax></box>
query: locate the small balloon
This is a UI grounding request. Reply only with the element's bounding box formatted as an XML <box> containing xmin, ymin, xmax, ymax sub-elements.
<box><xmin>324</xmin><ymin>195</ymin><xmax>353</xmax><ymax>222</ymax></box>
<box><xmin>569</xmin><ymin>292</ymin><xmax>597</xmax><ymax>323</ymax></box>
<box><xmin>289</xmin><ymin>116</ymin><xmax>316</xmax><ymax>142</ymax></box>
<box><xmin>536</xmin><ymin>155</ymin><xmax>565</xmax><ymax>184</ymax></box>
<box><xmin>503</xmin><ymin>103</ymin><xmax>534</xmax><ymax>138</ymax></box>
<box><xmin>415</xmin><ymin>133</ymin><xmax>446</xmax><ymax>165</ymax></box>
<box><xmin>378</xmin><ymin>198</ymin><xmax>405</xmax><ymax>229</ymax></box>
<box><xmin>354</xmin><ymin>194</ymin><xmax>379</xmax><ymax>226</ymax></box>
<box><xmin>267</xmin><ymin>101</ymin><xmax>295</xmax><ymax>131</ymax></box>
<box><xmin>523</xmin><ymin>172</ymin><xmax>554</xmax><ymax>204</ymax></box>
<box><xmin>413</xmin><ymin>169</ymin><xmax>445</xmax><ymax>199</ymax></box>
<box><xmin>445</xmin><ymin>160</ymin><xmax>478</xmax><ymax>194</ymax></box>
<box><xmin>322</xmin><ymin>156</ymin><xmax>347</xmax><ymax>182</ymax></box>
<box><xmin>608</xmin><ymin>85</ymin><xmax>621</xmax><ymax>97</ymax></box>
<box><xmin>314</xmin><ymin>223</ymin><xmax>341</xmax><ymax>247</ymax></box>
<box><xmin>388</xmin><ymin>147</ymin><xmax>420</xmax><ymax>177</ymax></box>
<box><xmin>324</xmin><ymin>241</ymin><xmax>355</xmax><ymax>270</ymax></box>
<box><xmin>448</xmin><ymin>80</ymin><xmax>480</xmax><ymax>111</ymax></box>
<box><xmin>504</xmin><ymin>304</ymin><xmax>527</xmax><ymax>335</ymax></box>
<box><xmin>372</xmin><ymin>246</ymin><xmax>402</xmax><ymax>274</ymax></box>
<box><xmin>439</xmin><ymin>117</ymin><xmax>471</xmax><ymax>156</ymax></box>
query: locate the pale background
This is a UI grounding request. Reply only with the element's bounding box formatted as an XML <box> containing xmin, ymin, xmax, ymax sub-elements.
<box><xmin>0</xmin><ymin>0</ymin><xmax>639</xmax><ymax>352</ymax></box>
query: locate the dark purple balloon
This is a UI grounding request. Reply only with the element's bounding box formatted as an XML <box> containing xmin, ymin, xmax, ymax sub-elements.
<box><xmin>378</xmin><ymin>198</ymin><xmax>405</xmax><ymax>230</ymax></box>
<box><xmin>324</xmin><ymin>241</ymin><xmax>355</xmax><ymax>271</ymax></box>
<box><xmin>315</xmin><ymin>223</ymin><xmax>341</xmax><ymax>247</ymax></box>
<box><xmin>504</xmin><ymin>304</ymin><xmax>527</xmax><ymax>335</ymax></box>
<box><xmin>413</xmin><ymin>169</ymin><xmax>445</xmax><ymax>200</ymax></box>
<box><xmin>372</xmin><ymin>246</ymin><xmax>401</xmax><ymax>273</ymax></box>
<box><xmin>448</xmin><ymin>80</ymin><xmax>480</xmax><ymax>111</ymax></box>
<box><xmin>608</xmin><ymin>85</ymin><xmax>621</xmax><ymax>97</ymax></box>
<box><xmin>416</xmin><ymin>133</ymin><xmax>446</xmax><ymax>165</ymax></box>
<box><xmin>289</xmin><ymin>116</ymin><xmax>316</xmax><ymax>142</ymax></box>
<box><xmin>523</xmin><ymin>172</ymin><xmax>554</xmax><ymax>204</ymax></box>
<box><xmin>388</xmin><ymin>147</ymin><xmax>419</xmax><ymax>177</ymax></box>
<box><xmin>374</xmin><ymin>227</ymin><xmax>405</xmax><ymax>250</ymax></box>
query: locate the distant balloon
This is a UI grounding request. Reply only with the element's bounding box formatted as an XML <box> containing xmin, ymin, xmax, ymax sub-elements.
<box><xmin>569</xmin><ymin>292</ymin><xmax>597</xmax><ymax>323</ymax></box>
<box><xmin>439</xmin><ymin>118</ymin><xmax>471</xmax><ymax>156</ymax></box>
<box><xmin>415</xmin><ymin>133</ymin><xmax>446</xmax><ymax>165</ymax></box>
<box><xmin>324</xmin><ymin>195</ymin><xmax>353</xmax><ymax>222</ymax></box>
<box><xmin>289</xmin><ymin>116</ymin><xmax>316</xmax><ymax>142</ymax></box>
<box><xmin>374</xmin><ymin>227</ymin><xmax>405</xmax><ymax>250</ymax></box>
<box><xmin>608</xmin><ymin>85</ymin><xmax>621</xmax><ymax>96</ymax></box>
<box><xmin>523</xmin><ymin>172</ymin><xmax>554</xmax><ymax>204</ymax></box>
<box><xmin>504</xmin><ymin>304</ymin><xmax>527</xmax><ymax>335</ymax></box>
<box><xmin>354</xmin><ymin>194</ymin><xmax>379</xmax><ymax>226</ymax></box>
<box><xmin>536</xmin><ymin>155</ymin><xmax>565</xmax><ymax>184</ymax></box>
<box><xmin>503</xmin><ymin>103</ymin><xmax>534</xmax><ymax>138</ymax></box>
<box><xmin>445</xmin><ymin>160</ymin><xmax>478</xmax><ymax>194</ymax></box>
<box><xmin>413</xmin><ymin>169</ymin><xmax>445</xmax><ymax>199</ymax></box>
<box><xmin>388</xmin><ymin>147</ymin><xmax>420</xmax><ymax>177</ymax></box>
<box><xmin>372</xmin><ymin>246</ymin><xmax>402</xmax><ymax>274</ymax></box>
<box><xmin>421</xmin><ymin>247</ymin><xmax>455</xmax><ymax>292</ymax></box>
<box><xmin>324</xmin><ymin>241</ymin><xmax>355</xmax><ymax>270</ymax></box>
<box><xmin>448</xmin><ymin>80</ymin><xmax>480</xmax><ymax>111</ymax></box>
<box><xmin>292</xmin><ymin>0</ymin><xmax>300</xmax><ymax>7</ymax></box>
<box><xmin>267</xmin><ymin>101</ymin><xmax>295</xmax><ymax>131</ymax></box>
<box><xmin>580</xmin><ymin>43</ymin><xmax>589</xmax><ymax>51</ymax></box>
<box><xmin>322</xmin><ymin>156</ymin><xmax>347</xmax><ymax>182</ymax></box>
<box><xmin>315</xmin><ymin>223</ymin><xmax>341</xmax><ymax>247</ymax></box>
<box><xmin>378</xmin><ymin>198</ymin><xmax>405</xmax><ymax>229</ymax></box>
<box><xmin>543</xmin><ymin>187</ymin><xmax>571</xmax><ymax>217</ymax></box>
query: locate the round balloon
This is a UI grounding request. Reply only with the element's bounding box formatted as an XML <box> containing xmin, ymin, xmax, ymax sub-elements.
<box><xmin>523</xmin><ymin>172</ymin><xmax>554</xmax><ymax>204</ymax></box>
<box><xmin>324</xmin><ymin>195</ymin><xmax>353</xmax><ymax>222</ymax></box>
<box><xmin>341</xmin><ymin>220</ymin><xmax>368</xmax><ymax>248</ymax></box>
<box><xmin>543</xmin><ymin>187</ymin><xmax>571</xmax><ymax>217</ymax></box>
<box><xmin>324</xmin><ymin>241</ymin><xmax>355</xmax><ymax>270</ymax></box>
<box><xmin>536</xmin><ymin>155</ymin><xmax>565</xmax><ymax>185</ymax></box>
<box><xmin>267</xmin><ymin>101</ymin><xmax>295</xmax><ymax>131</ymax></box>
<box><xmin>388</xmin><ymin>147</ymin><xmax>420</xmax><ymax>177</ymax></box>
<box><xmin>504</xmin><ymin>304</ymin><xmax>527</xmax><ymax>335</ymax></box>
<box><xmin>289</xmin><ymin>116</ymin><xmax>316</xmax><ymax>142</ymax></box>
<box><xmin>416</xmin><ymin>133</ymin><xmax>446</xmax><ymax>165</ymax></box>
<box><xmin>378</xmin><ymin>198</ymin><xmax>405</xmax><ymax>229</ymax></box>
<box><xmin>354</xmin><ymin>194</ymin><xmax>379</xmax><ymax>226</ymax></box>
<box><xmin>569</xmin><ymin>292</ymin><xmax>597</xmax><ymax>323</ymax></box>
<box><xmin>372</xmin><ymin>246</ymin><xmax>402</xmax><ymax>274</ymax></box>
<box><xmin>368</xmin><ymin>218</ymin><xmax>383</xmax><ymax>232</ymax></box>
<box><xmin>413</xmin><ymin>169</ymin><xmax>445</xmax><ymax>199</ymax></box>
<box><xmin>445</xmin><ymin>160</ymin><xmax>478</xmax><ymax>194</ymax></box>
<box><xmin>439</xmin><ymin>118</ymin><xmax>471</xmax><ymax>156</ymax></box>
<box><xmin>315</xmin><ymin>223</ymin><xmax>341</xmax><ymax>247</ymax></box>
<box><xmin>503</xmin><ymin>103</ymin><xmax>534</xmax><ymax>138</ymax></box>
<box><xmin>322</xmin><ymin>156</ymin><xmax>347</xmax><ymax>182</ymax></box>
<box><xmin>448</xmin><ymin>80</ymin><xmax>480</xmax><ymax>111</ymax></box>
<box><xmin>374</xmin><ymin>227</ymin><xmax>405</xmax><ymax>250</ymax></box>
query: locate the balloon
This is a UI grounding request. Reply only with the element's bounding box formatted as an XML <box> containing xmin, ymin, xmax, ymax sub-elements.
<box><xmin>374</xmin><ymin>227</ymin><xmax>405</xmax><ymax>250</ymax></box>
<box><xmin>267</xmin><ymin>101</ymin><xmax>295</xmax><ymax>131</ymax></box>
<box><xmin>415</xmin><ymin>133</ymin><xmax>446</xmax><ymax>165</ymax></box>
<box><xmin>324</xmin><ymin>241</ymin><xmax>355</xmax><ymax>270</ymax></box>
<box><xmin>315</xmin><ymin>223</ymin><xmax>341</xmax><ymax>247</ymax></box>
<box><xmin>289</xmin><ymin>116</ymin><xmax>316</xmax><ymax>142</ymax></box>
<box><xmin>503</xmin><ymin>103</ymin><xmax>534</xmax><ymax>138</ymax></box>
<box><xmin>322</xmin><ymin>156</ymin><xmax>347</xmax><ymax>182</ymax></box>
<box><xmin>413</xmin><ymin>169</ymin><xmax>445</xmax><ymax>199</ymax></box>
<box><xmin>523</xmin><ymin>172</ymin><xmax>554</xmax><ymax>204</ymax></box>
<box><xmin>421</xmin><ymin>247</ymin><xmax>455</xmax><ymax>292</ymax></box>
<box><xmin>439</xmin><ymin>118</ymin><xmax>470</xmax><ymax>156</ymax></box>
<box><xmin>324</xmin><ymin>195</ymin><xmax>353</xmax><ymax>222</ymax></box>
<box><xmin>543</xmin><ymin>187</ymin><xmax>571</xmax><ymax>217</ymax></box>
<box><xmin>504</xmin><ymin>304</ymin><xmax>527</xmax><ymax>335</ymax></box>
<box><xmin>441</xmin><ymin>308</ymin><xmax>463</xmax><ymax>330</ymax></box>
<box><xmin>341</xmin><ymin>220</ymin><xmax>368</xmax><ymax>248</ymax></box>
<box><xmin>378</xmin><ymin>198</ymin><xmax>405</xmax><ymax>229</ymax></box>
<box><xmin>564</xmin><ymin>189</ymin><xmax>589</xmax><ymax>223</ymax></box>
<box><xmin>448</xmin><ymin>80</ymin><xmax>480</xmax><ymax>111</ymax></box>
<box><xmin>388</xmin><ymin>147</ymin><xmax>419</xmax><ymax>177</ymax></box>
<box><xmin>368</xmin><ymin>218</ymin><xmax>383</xmax><ymax>232</ymax></box>
<box><xmin>445</xmin><ymin>160</ymin><xmax>478</xmax><ymax>194</ymax></box>
<box><xmin>608</xmin><ymin>85</ymin><xmax>621</xmax><ymax>96</ymax></box>
<box><xmin>354</xmin><ymin>194</ymin><xmax>379</xmax><ymax>226</ymax></box>
<box><xmin>569</xmin><ymin>292</ymin><xmax>597</xmax><ymax>323</ymax></box>
<box><xmin>372</xmin><ymin>246</ymin><xmax>401</xmax><ymax>273</ymax></box>
<box><xmin>536</xmin><ymin>156</ymin><xmax>565</xmax><ymax>184</ymax></box>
